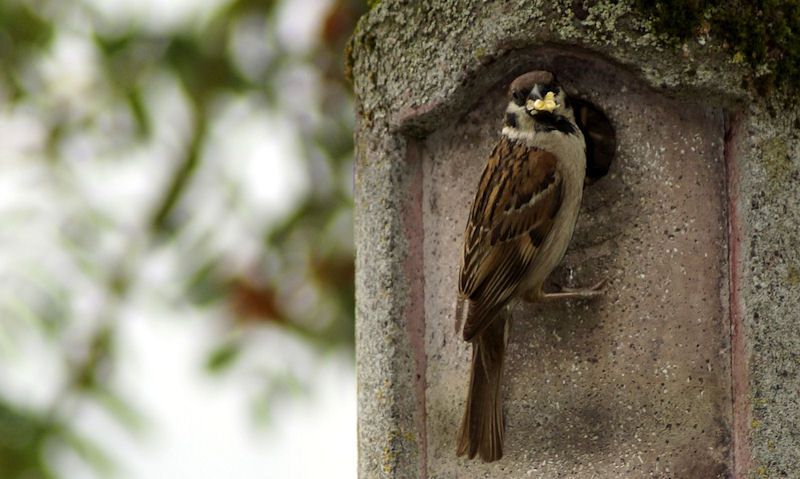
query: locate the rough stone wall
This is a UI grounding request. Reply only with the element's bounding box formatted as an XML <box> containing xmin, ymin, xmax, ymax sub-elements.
<box><xmin>350</xmin><ymin>1</ymin><xmax>800</xmax><ymax>477</ymax></box>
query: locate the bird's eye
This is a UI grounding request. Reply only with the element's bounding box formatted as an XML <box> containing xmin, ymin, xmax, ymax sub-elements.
<box><xmin>512</xmin><ymin>89</ymin><xmax>528</xmax><ymax>105</ymax></box>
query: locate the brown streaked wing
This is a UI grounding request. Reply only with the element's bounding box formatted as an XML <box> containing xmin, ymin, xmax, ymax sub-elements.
<box><xmin>458</xmin><ymin>138</ymin><xmax>563</xmax><ymax>341</ymax></box>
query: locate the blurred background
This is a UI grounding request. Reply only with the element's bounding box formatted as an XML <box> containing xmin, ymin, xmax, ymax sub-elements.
<box><xmin>0</xmin><ymin>0</ymin><xmax>365</xmax><ymax>477</ymax></box>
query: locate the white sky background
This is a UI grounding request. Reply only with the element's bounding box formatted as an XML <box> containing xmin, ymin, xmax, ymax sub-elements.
<box><xmin>0</xmin><ymin>0</ymin><xmax>356</xmax><ymax>477</ymax></box>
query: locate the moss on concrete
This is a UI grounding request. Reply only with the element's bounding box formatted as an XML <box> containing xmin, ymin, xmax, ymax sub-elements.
<box><xmin>631</xmin><ymin>0</ymin><xmax>800</xmax><ymax>94</ymax></box>
<box><xmin>347</xmin><ymin>0</ymin><xmax>800</xmax><ymax>98</ymax></box>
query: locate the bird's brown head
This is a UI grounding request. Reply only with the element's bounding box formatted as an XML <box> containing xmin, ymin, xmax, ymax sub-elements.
<box><xmin>504</xmin><ymin>71</ymin><xmax>576</xmax><ymax>133</ymax></box>
<box><xmin>509</xmin><ymin>71</ymin><xmax>555</xmax><ymax>104</ymax></box>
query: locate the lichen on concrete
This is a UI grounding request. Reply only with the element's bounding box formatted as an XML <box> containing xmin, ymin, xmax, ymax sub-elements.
<box><xmin>730</xmin><ymin>100</ymin><xmax>800</xmax><ymax>478</ymax></box>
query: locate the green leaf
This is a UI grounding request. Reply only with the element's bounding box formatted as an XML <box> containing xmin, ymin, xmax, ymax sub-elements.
<box><xmin>205</xmin><ymin>340</ymin><xmax>242</xmax><ymax>374</ymax></box>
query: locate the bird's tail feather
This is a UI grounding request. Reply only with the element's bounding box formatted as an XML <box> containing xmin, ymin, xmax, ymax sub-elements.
<box><xmin>456</xmin><ymin>314</ymin><xmax>508</xmax><ymax>462</ymax></box>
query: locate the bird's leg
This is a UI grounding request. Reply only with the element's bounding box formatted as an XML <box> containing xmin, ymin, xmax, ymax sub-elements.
<box><xmin>522</xmin><ymin>279</ymin><xmax>606</xmax><ymax>303</ymax></box>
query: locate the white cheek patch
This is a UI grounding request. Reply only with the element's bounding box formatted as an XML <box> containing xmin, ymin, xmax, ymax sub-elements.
<box><xmin>501</xmin><ymin>126</ymin><xmax>536</xmax><ymax>141</ymax></box>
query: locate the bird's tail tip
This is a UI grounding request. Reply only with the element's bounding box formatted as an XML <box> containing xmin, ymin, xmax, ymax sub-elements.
<box><xmin>456</xmin><ymin>317</ymin><xmax>507</xmax><ymax>463</ymax></box>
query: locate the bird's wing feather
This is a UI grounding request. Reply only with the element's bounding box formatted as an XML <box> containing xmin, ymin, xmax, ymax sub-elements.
<box><xmin>458</xmin><ymin>137</ymin><xmax>563</xmax><ymax>341</ymax></box>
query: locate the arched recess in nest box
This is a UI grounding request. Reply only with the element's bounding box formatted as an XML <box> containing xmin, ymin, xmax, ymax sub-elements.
<box><xmin>572</xmin><ymin>98</ymin><xmax>616</xmax><ymax>182</ymax></box>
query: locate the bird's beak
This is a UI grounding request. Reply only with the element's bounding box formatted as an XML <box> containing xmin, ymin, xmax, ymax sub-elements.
<box><xmin>527</xmin><ymin>91</ymin><xmax>558</xmax><ymax>113</ymax></box>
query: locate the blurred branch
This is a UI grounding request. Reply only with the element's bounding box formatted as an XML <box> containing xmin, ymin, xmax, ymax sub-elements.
<box><xmin>148</xmin><ymin>109</ymin><xmax>208</xmax><ymax>236</ymax></box>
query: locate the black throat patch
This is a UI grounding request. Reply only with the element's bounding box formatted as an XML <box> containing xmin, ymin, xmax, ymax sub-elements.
<box><xmin>504</xmin><ymin>112</ymin><xmax>518</xmax><ymax>128</ymax></box>
<box><xmin>533</xmin><ymin>112</ymin><xmax>577</xmax><ymax>135</ymax></box>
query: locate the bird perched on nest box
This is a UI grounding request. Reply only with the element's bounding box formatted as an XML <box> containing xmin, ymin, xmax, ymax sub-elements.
<box><xmin>455</xmin><ymin>70</ymin><xmax>604</xmax><ymax>462</ymax></box>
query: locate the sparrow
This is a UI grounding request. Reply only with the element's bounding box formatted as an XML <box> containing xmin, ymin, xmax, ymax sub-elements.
<box><xmin>455</xmin><ymin>71</ymin><xmax>604</xmax><ymax>462</ymax></box>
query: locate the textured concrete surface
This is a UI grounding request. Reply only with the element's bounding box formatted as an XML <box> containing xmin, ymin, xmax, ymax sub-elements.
<box><xmin>351</xmin><ymin>1</ymin><xmax>800</xmax><ymax>478</ymax></box>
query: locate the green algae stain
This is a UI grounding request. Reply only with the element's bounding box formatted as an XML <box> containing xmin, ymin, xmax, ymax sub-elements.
<box><xmin>787</xmin><ymin>264</ymin><xmax>800</xmax><ymax>286</ymax></box>
<box><xmin>760</xmin><ymin>137</ymin><xmax>792</xmax><ymax>183</ymax></box>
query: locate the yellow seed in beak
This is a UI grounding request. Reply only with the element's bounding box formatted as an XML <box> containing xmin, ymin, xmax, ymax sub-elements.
<box><xmin>527</xmin><ymin>91</ymin><xmax>558</xmax><ymax>112</ymax></box>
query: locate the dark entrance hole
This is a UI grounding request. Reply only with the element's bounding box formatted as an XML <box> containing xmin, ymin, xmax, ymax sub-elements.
<box><xmin>572</xmin><ymin>98</ymin><xmax>616</xmax><ymax>181</ymax></box>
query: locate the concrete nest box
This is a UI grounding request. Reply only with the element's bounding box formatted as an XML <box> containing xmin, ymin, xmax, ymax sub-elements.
<box><xmin>350</xmin><ymin>2</ymin><xmax>800</xmax><ymax>478</ymax></box>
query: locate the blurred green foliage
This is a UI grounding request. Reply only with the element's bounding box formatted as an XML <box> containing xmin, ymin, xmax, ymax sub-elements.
<box><xmin>0</xmin><ymin>2</ymin><xmax>54</xmax><ymax>98</ymax></box>
<box><xmin>0</xmin><ymin>403</ymin><xmax>55</xmax><ymax>479</ymax></box>
<box><xmin>0</xmin><ymin>0</ymin><xmax>365</xmax><ymax>476</ymax></box>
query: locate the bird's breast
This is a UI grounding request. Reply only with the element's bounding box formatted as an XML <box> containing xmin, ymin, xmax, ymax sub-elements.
<box><xmin>517</xmin><ymin>130</ymin><xmax>587</xmax><ymax>292</ymax></box>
